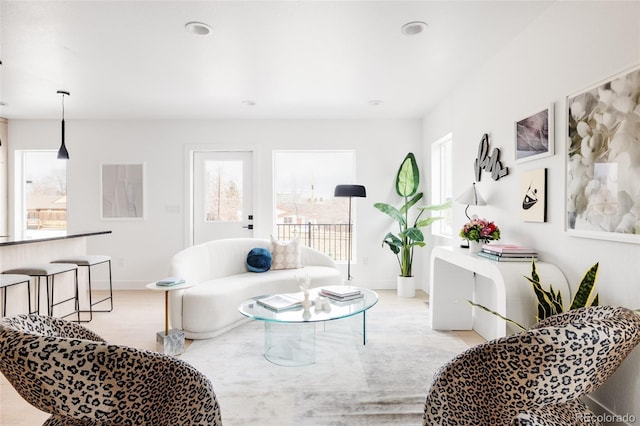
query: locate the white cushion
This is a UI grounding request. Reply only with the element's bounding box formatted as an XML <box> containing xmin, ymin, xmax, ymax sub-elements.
<box><xmin>270</xmin><ymin>236</ymin><xmax>301</xmax><ymax>270</ymax></box>
<box><xmin>5</xmin><ymin>263</ymin><xmax>77</xmax><ymax>276</ymax></box>
<box><xmin>0</xmin><ymin>274</ymin><xmax>31</xmax><ymax>287</ymax></box>
<box><xmin>52</xmin><ymin>255</ymin><xmax>111</xmax><ymax>266</ymax></box>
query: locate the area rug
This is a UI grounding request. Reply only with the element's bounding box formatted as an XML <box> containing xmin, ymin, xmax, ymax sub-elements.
<box><xmin>179</xmin><ymin>291</ymin><xmax>470</xmax><ymax>426</ymax></box>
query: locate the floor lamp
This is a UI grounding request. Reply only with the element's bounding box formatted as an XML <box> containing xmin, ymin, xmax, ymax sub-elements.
<box><xmin>334</xmin><ymin>184</ymin><xmax>366</xmax><ymax>281</ymax></box>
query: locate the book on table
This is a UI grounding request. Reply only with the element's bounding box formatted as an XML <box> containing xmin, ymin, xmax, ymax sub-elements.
<box><xmin>319</xmin><ymin>286</ymin><xmax>363</xmax><ymax>301</ymax></box>
<box><xmin>481</xmin><ymin>244</ymin><xmax>537</xmax><ymax>255</ymax></box>
<box><xmin>477</xmin><ymin>251</ymin><xmax>537</xmax><ymax>262</ymax></box>
<box><xmin>323</xmin><ymin>293</ymin><xmax>364</xmax><ymax>302</ymax></box>
<box><xmin>156</xmin><ymin>277</ymin><xmax>186</xmax><ymax>286</ymax></box>
<box><xmin>256</xmin><ymin>293</ymin><xmax>304</xmax><ymax>311</ymax></box>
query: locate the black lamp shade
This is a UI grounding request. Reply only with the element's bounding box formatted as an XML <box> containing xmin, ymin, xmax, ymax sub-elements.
<box><xmin>334</xmin><ymin>184</ymin><xmax>366</xmax><ymax>198</ymax></box>
<box><xmin>57</xmin><ymin>118</ymin><xmax>69</xmax><ymax>159</ymax></box>
<box><xmin>56</xmin><ymin>90</ymin><xmax>70</xmax><ymax>160</ymax></box>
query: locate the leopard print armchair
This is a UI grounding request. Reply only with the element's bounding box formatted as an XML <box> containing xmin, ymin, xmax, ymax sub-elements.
<box><xmin>0</xmin><ymin>314</ymin><xmax>222</xmax><ymax>425</ymax></box>
<box><xmin>423</xmin><ymin>306</ymin><xmax>640</xmax><ymax>426</ymax></box>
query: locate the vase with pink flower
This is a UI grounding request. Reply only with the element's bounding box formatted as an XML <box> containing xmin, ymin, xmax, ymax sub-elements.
<box><xmin>459</xmin><ymin>218</ymin><xmax>501</xmax><ymax>253</ymax></box>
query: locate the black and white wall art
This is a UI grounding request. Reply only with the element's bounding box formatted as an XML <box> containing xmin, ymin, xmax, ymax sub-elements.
<box><xmin>520</xmin><ymin>168</ymin><xmax>546</xmax><ymax>222</ymax></box>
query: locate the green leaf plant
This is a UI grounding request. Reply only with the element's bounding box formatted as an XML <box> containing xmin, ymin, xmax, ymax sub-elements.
<box><xmin>468</xmin><ymin>259</ymin><xmax>600</xmax><ymax>331</ymax></box>
<box><xmin>374</xmin><ymin>152</ymin><xmax>452</xmax><ymax>277</ymax></box>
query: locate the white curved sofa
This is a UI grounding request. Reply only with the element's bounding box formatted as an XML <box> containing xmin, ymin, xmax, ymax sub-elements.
<box><xmin>168</xmin><ymin>238</ymin><xmax>342</xmax><ymax>339</ymax></box>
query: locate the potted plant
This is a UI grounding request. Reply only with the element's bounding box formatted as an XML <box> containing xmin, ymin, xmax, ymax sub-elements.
<box><xmin>374</xmin><ymin>152</ymin><xmax>452</xmax><ymax>297</ymax></box>
<box><xmin>469</xmin><ymin>260</ymin><xmax>600</xmax><ymax>330</ymax></box>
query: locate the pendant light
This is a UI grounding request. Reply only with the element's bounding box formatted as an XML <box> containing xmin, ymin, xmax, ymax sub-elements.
<box><xmin>57</xmin><ymin>90</ymin><xmax>70</xmax><ymax>159</ymax></box>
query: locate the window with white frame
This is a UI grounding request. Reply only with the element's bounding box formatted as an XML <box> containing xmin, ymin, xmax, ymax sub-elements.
<box><xmin>273</xmin><ymin>150</ymin><xmax>356</xmax><ymax>262</ymax></box>
<box><xmin>430</xmin><ymin>133</ymin><xmax>453</xmax><ymax>237</ymax></box>
<box><xmin>17</xmin><ymin>150</ymin><xmax>67</xmax><ymax>239</ymax></box>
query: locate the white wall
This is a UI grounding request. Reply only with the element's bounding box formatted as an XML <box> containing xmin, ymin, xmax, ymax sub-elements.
<box><xmin>8</xmin><ymin>118</ymin><xmax>421</xmax><ymax>289</ymax></box>
<box><xmin>422</xmin><ymin>1</ymin><xmax>640</xmax><ymax>421</ymax></box>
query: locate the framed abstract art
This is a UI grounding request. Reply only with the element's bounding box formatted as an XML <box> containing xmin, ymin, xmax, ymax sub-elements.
<box><xmin>515</xmin><ymin>104</ymin><xmax>554</xmax><ymax>163</ymax></box>
<box><xmin>101</xmin><ymin>163</ymin><xmax>145</xmax><ymax>220</ymax></box>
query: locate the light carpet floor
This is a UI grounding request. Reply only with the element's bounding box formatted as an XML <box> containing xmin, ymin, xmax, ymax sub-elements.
<box><xmin>179</xmin><ymin>292</ymin><xmax>470</xmax><ymax>426</ymax></box>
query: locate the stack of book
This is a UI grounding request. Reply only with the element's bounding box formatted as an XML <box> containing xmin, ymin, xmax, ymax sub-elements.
<box><xmin>319</xmin><ymin>286</ymin><xmax>363</xmax><ymax>301</ymax></box>
<box><xmin>156</xmin><ymin>277</ymin><xmax>186</xmax><ymax>286</ymax></box>
<box><xmin>477</xmin><ymin>244</ymin><xmax>538</xmax><ymax>262</ymax></box>
<box><xmin>256</xmin><ymin>293</ymin><xmax>304</xmax><ymax>311</ymax></box>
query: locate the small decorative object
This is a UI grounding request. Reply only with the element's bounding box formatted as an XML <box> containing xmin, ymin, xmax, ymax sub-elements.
<box><xmin>314</xmin><ymin>295</ymin><xmax>331</xmax><ymax>313</ymax></box>
<box><xmin>298</xmin><ymin>274</ymin><xmax>312</xmax><ymax>312</ymax></box>
<box><xmin>474</xmin><ymin>133</ymin><xmax>509</xmax><ymax>181</ymax></box>
<box><xmin>459</xmin><ymin>218</ymin><xmax>500</xmax><ymax>253</ymax></box>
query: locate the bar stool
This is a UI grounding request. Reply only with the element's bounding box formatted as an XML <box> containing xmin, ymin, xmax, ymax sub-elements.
<box><xmin>3</xmin><ymin>264</ymin><xmax>80</xmax><ymax>322</ymax></box>
<box><xmin>0</xmin><ymin>274</ymin><xmax>35</xmax><ymax>316</ymax></box>
<box><xmin>52</xmin><ymin>255</ymin><xmax>113</xmax><ymax>322</ymax></box>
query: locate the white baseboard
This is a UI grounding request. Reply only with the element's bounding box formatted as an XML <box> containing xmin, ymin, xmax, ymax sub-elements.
<box><xmin>86</xmin><ymin>280</ymin><xmax>151</xmax><ymax>291</ymax></box>
<box><xmin>92</xmin><ymin>280</ymin><xmax>405</xmax><ymax>291</ymax></box>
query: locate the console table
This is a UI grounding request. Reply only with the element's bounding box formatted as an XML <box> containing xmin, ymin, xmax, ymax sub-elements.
<box><xmin>429</xmin><ymin>246</ymin><xmax>569</xmax><ymax>341</ymax></box>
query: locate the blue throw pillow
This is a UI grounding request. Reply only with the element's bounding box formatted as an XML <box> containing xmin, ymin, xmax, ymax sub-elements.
<box><xmin>246</xmin><ymin>247</ymin><xmax>272</xmax><ymax>273</ymax></box>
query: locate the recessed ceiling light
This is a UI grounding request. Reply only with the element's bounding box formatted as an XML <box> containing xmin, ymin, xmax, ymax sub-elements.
<box><xmin>401</xmin><ymin>21</ymin><xmax>428</xmax><ymax>36</ymax></box>
<box><xmin>368</xmin><ymin>100</ymin><xmax>383</xmax><ymax>106</ymax></box>
<box><xmin>242</xmin><ymin>100</ymin><xmax>256</xmax><ymax>106</ymax></box>
<box><xmin>185</xmin><ymin>21</ymin><xmax>212</xmax><ymax>36</ymax></box>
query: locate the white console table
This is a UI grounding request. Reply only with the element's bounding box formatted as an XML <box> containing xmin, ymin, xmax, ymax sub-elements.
<box><xmin>429</xmin><ymin>246</ymin><xmax>569</xmax><ymax>341</ymax></box>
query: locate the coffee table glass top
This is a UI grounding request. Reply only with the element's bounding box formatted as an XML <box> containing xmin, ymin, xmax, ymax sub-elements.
<box><xmin>238</xmin><ymin>286</ymin><xmax>378</xmax><ymax>323</ymax></box>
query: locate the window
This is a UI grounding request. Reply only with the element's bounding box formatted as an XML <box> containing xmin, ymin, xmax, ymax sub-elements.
<box><xmin>204</xmin><ymin>159</ymin><xmax>243</xmax><ymax>222</ymax></box>
<box><xmin>431</xmin><ymin>134</ymin><xmax>453</xmax><ymax>237</ymax></box>
<box><xmin>19</xmin><ymin>150</ymin><xmax>67</xmax><ymax>239</ymax></box>
<box><xmin>273</xmin><ymin>150</ymin><xmax>356</xmax><ymax>261</ymax></box>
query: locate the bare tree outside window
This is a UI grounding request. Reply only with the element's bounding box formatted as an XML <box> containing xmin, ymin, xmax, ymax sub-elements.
<box><xmin>205</xmin><ymin>160</ymin><xmax>243</xmax><ymax>222</ymax></box>
<box><xmin>273</xmin><ymin>151</ymin><xmax>356</xmax><ymax>261</ymax></box>
<box><xmin>23</xmin><ymin>151</ymin><xmax>67</xmax><ymax>238</ymax></box>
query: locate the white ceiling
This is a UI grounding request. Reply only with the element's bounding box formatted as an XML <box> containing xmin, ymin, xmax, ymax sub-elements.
<box><xmin>0</xmin><ymin>1</ymin><xmax>553</xmax><ymax>120</ymax></box>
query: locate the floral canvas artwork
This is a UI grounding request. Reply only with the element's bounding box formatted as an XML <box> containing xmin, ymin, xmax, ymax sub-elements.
<box><xmin>566</xmin><ymin>65</ymin><xmax>640</xmax><ymax>242</ymax></box>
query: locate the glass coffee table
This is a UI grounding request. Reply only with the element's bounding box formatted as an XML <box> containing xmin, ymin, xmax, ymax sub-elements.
<box><xmin>238</xmin><ymin>286</ymin><xmax>378</xmax><ymax>366</ymax></box>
